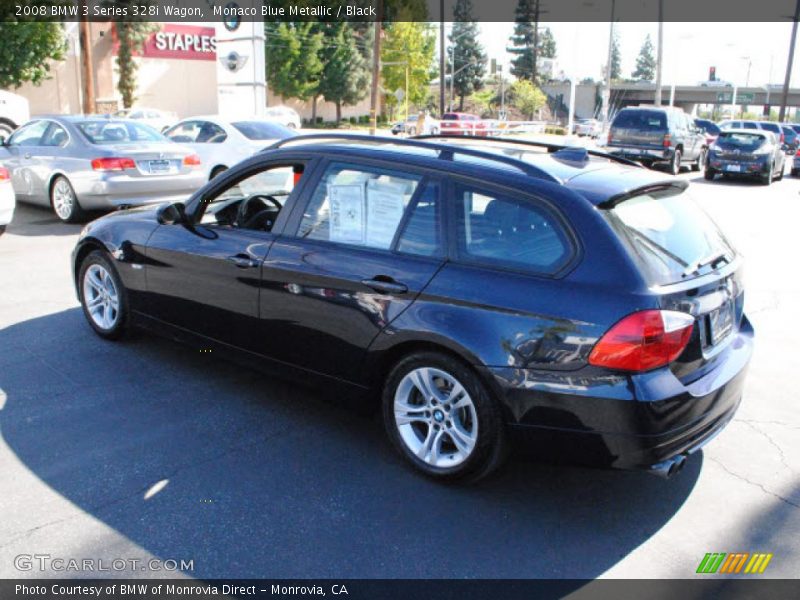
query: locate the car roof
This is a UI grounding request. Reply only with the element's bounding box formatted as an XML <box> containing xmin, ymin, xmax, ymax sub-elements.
<box><xmin>267</xmin><ymin>135</ymin><xmax>684</xmax><ymax>206</ymax></box>
<box><xmin>720</xmin><ymin>128</ymin><xmax>767</xmax><ymax>135</ymax></box>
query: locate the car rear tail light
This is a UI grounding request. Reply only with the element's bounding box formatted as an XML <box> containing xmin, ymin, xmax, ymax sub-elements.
<box><xmin>91</xmin><ymin>157</ymin><xmax>136</xmax><ymax>171</ymax></box>
<box><xmin>588</xmin><ymin>310</ymin><xmax>694</xmax><ymax>372</ymax></box>
<box><xmin>0</xmin><ymin>167</ymin><xmax>9</xmax><ymax>181</ymax></box>
<box><xmin>795</xmin><ymin>148</ymin><xmax>800</xmax><ymax>157</ymax></box>
<box><xmin>663</xmin><ymin>134</ymin><xmax>672</xmax><ymax>147</ymax></box>
<box><xmin>183</xmin><ymin>154</ymin><xmax>201</xmax><ymax>167</ymax></box>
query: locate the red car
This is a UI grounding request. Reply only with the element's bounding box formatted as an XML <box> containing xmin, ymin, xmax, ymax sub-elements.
<box><xmin>440</xmin><ymin>112</ymin><xmax>490</xmax><ymax>136</ymax></box>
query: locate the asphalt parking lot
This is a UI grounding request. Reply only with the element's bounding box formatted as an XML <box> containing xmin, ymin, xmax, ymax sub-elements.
<box><xmin>0</xmin><ymin>166</ymin><xmax>798</xmax><ymax>580</ymax></box>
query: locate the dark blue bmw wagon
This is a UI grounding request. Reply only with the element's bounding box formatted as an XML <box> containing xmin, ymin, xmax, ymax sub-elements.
<box><xmin>72</xmin><ymin>134</ymin><xmax>752</xmax><ymax>481</ymax></box>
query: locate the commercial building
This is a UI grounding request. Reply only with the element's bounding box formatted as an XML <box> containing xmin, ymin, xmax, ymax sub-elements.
<box><xmin>12</xmin><ymin>22</ymin><xmax>374</xmax><ymax>122</ymax></box>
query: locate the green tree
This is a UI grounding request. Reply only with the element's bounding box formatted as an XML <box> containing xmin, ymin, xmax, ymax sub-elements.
<box><xmin>319</xmin><ymin>24</ymin><xmax>369</xmax><ymax>123</ymax></box>
<box><xmin>103</xmin><ymin>2</ymin><xmax>158</xmax><ymax>108</ymax></box>
<box><xmin>0</xmin><ymin>22</ymin><xmax>66</xmax><ymax>90</ymax></box>
<box><xmin>609</xmin><ymin>32</ymin><xmax>622</xmax><ymax>82</ymax></box>
<box><xmin>507</xmin><ymin>0</ymin><xmax>537</xmax><ymax>82</ymax></box>
<box><xmin>511</xmin><ymin>79</ymin><xmax>546</xmax><ymax>120</ymax></box>
<box><xmin>632</xmin><ymin>34</ymin><xmax>656</xmax><ymax>81</ymax></box>
<box><xmin>266</xmin><ymin>23</ymin><xmax>324</xmax><ymax>103</ymax></box>
<box><xmin>382</xmin><ymin>22</ymin><xmax>436</xmax><ymax>118</ymax></box>
<box><xmin>115</xmin><ymin>21</ymin><xmax>158</xmax><ymax>108</ymax></box>
<box><xmin>449</xmin><ymin>0</ymin><xmax>486</xmax><ymax>110</ymax></box>
<box><xmin>538</xmin><ymin>27</ymin><xmax>556</xmax><ymax>59</ymax></box>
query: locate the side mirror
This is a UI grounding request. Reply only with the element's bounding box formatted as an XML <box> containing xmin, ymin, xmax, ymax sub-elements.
<box><xmin>156</xmin><ymin>202</ymin><xmax>186</xmax><ymax>225</ymax></box>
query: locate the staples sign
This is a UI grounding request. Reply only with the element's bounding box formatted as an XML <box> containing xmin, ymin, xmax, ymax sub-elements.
<box><xmin>123</xmin><ymin>25</ymin><xmax>217</xmax><ymax>61</ymax></box>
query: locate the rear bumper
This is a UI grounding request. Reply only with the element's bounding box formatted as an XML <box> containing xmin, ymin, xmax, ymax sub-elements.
<box><xmin>74</xmin><ymin>170</ymin><xmax>205</xmax><ymax>209</ymax></box>
<box><xmin>607</xmin><ymin>146</ymin><xmax>673</xmax><ymax>162</ymax></box>
<box><xmin>708</xmin><ymin>157</ymin><xmax>770</xmax><ymax>176</ymax></box>
<box><xmin>483</xmin><ymin>316</ymin><xmax>753</xmax><ymax>471</ymax></box>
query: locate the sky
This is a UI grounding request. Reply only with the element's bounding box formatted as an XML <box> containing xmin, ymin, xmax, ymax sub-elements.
<box><xmin>458</xmin><ymin>22</ymin><xmax>800</xmax><ymax>87</ymax></box>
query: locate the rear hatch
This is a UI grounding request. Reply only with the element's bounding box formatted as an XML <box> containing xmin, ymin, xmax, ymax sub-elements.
<box><xmin>602</xmin><ymin>186</ymin><xmax>742</xmax><ymax>383</ymax></box>
<box><xmin>710</xmin><ymin>131</ymin><xmax>768</xmax><ymax>164</ymax></box>
<box><xmin>609</xmin><ymin>109</ymin><xmax>668</xmax><ymax>150</ymax></box>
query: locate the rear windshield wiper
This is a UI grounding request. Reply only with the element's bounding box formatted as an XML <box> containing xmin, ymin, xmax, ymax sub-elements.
<box><xmin>681</xmin><ymin>252</ymin><xmax>729</xmax><ymax>278</ymax></box>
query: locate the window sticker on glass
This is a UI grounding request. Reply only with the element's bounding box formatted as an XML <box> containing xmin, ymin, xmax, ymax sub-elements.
<box><xmin>365</xmin><ymin>180</ymin><xmax>407</xmax><ymax>249</ymax></box>
<box><xmin>329</xmin><ymin>183</ymin><xmax>366</xmax><ymax>244</ymax></box>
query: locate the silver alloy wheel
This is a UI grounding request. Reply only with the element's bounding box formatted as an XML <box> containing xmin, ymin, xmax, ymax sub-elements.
<box><xmin>393</xmin><ymin>367</ymin><xmax>478</xmax><ymax>468</ymax></box>
<box><xmin>52</xmin><ymin>178</ymin><xmax>75</xmax><ymax>220</ymax></box>
<box><xmin>82</xmin><ymin>264</ymin><xmax>120</xmax><ymax>330</ymax></box>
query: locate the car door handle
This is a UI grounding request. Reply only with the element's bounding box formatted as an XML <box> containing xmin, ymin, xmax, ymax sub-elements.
<box><xmin>227</xmin><ymin>254</ymin><xmax>259</xmax><ymax>269</ymax></box>
<box><xmin>361</xmin><ymin>277</ymin><xmax>408</xmax><ymax>294</ymax></box>
<box><xmin>23</xmin><ymin>153</ymin><xmax>31</xmax><ymax>159</ymax></box>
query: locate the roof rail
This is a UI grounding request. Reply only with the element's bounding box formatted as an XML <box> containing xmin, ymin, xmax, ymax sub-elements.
<box><xmin>412</xmin><ymin>134</ymin><xmax>644</xmax><ymax>168</ymax></box>
<box><xmin>266</xmin><ymin>133</ymin><xmax>561</xmax><ymax>183</ymax></box>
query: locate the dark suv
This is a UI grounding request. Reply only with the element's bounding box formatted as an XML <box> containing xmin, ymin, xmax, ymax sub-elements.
<box><xmin>72</xmin><ymin>134</ymin><xmax>752</xmax><ymax>482</ymax></box>
<box><xmin>608</xmin><ymin>106</ymin><xmax>708</xmax><ymax>174</ymax></box>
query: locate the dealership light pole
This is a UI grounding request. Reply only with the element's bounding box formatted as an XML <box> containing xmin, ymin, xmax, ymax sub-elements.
<box><xmin>655</xmin><ymin>0</ymin><xmax>664</xmax><ymax>106</ymax></box>
<box><xmin>369</xmin><ymin>1</ymin><xmax>383</xmax><ymax>135</ymax></box>
<box><xmin>439</xmin><ymin>0</ymin><xmax>445</xmax><ymax>117</ymax></box>
<box><xmin>779</xmin><ymin>0</ymin><xmax>800</xmax><ymax>121</ymax></box>
<box><xmin>601</xmin><ymin>0</ymin><xmax>616</xmax><ymax>128</ymax></box>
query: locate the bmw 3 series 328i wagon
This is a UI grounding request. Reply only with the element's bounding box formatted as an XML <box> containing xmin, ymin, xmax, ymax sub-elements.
<box><xmin>72</xmin><ymin>135</ymin><xmax>753</xmax><ymax>482</ymax></box>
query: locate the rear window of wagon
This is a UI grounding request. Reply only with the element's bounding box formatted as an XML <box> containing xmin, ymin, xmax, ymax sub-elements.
<box><xmin>611</xmin><ymin>110</ymin><xmax>667</xmax><ymax>131</ymax></box>
<box><xmin>604</xmin><ymin>188</ymin><xmax>736</xmax><ymax>285</ymax></box>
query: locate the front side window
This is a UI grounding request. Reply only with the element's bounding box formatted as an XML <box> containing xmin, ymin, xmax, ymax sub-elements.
<box><xmin>296</xmin><ymin>163</ymin><xmax>439</xmax><ymax>255</ymax></box>
<box><xmin>197</xmin><ymin>164</ymin><xmax>302</xmax><ymax>231</ymax></box>
<box><xmin>165</xmin><ymin>121</ymin><xmax>204</xmax><ymax>143</ymax></box>
<box><xmin>8</xmin><ymin>121</ymin><xmax>49</xmax><ymax>147</ymax></box>
<box><xmin>454</xmin><ymin>185</ymin><xmax>571</xmax><ymax>274</ymax></box>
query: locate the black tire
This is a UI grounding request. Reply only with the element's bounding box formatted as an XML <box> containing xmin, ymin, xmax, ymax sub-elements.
<box><xmin>0</xmin><ymin>224</ymin><xmax>6</xmax><ymax>236</ymax></box>
<box><xmin>669</xmin><ymin>149</ymin><xmax>682</xmax><ymax>175</ymax></box>
<box><xmin>78</xmin><ymin>250</ymin><xmax>130</xmax><ymax>341</ymax></box>
<box><xmin>382</xmin><ymin>351</ymin><xmax>507</xmax><ymax>482</ymax></box>
<box><xmin>0</xmin><ymin>121</ymin><xmax>15</xmax><ymax>140</ymax></box>
<box><xmin>50</xmin><ymin>176</ymin><xmax>85</xmax><ymax>223</ymax></box>
<box><xmin>209</xmin><ymin>165</ymin><xmax>228</xmax><ymax>180</ymax></box>
<box><xmin>692</xmin><ymin>148</ymin><xmax>706</xmax><ymax>172</ymax></box>
<box><xmin>704</xmin><ymin>168</ymin><xmax>716</xmax><ymax>181</ymax></box>
<box><xmin>791</xmin><ymin>169</ymin><xmax>799</xmax><ymax>177</ymax></box>
<box><xmin>762</xmin><ymin>163</ymin><xmax>773</xmax><ymax>186</ymax></box>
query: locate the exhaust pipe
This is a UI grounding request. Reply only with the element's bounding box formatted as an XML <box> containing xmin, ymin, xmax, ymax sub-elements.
<box><xmin>648</xmin><ymin>454</ymin><xmax>687</xmax><ymax>479</ymax></box>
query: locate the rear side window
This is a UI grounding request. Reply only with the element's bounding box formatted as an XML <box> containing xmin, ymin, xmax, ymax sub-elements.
<box><xmin>296</xmin><ymin>162</ymin><xmax>441</xmax><ymax>256</ymax></box>
<box><xmin>606</xmin><ymin>190</ymin><xmax>736</xmax><ymax>285</ymax></box>
<box><xmin>760</xmin><ymin>122</ymin><xmax>780</xmax><ymax>134</ymax></box>
<box><xmin>454</xmin><ymin>184</ymin><xmax>571</xmax><ymax>275</ymax></box>
<box><xmin>612</xmin><ymin>110</ymin><xmax>667</xmax><ymax>131</ymax></box>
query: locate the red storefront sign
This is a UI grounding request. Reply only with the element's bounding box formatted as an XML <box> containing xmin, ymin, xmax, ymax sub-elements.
<box><xmin>113</xmin><ymin>24</ymin><xmax>217</xmax><ymax>61</ymax></box>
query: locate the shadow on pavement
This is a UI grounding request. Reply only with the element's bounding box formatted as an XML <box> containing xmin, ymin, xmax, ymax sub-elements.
<box><xmin>4</xmin><ymin>203</ymin><xmax>93</xmax><ymax>237</ymax></box>
<box><xmin>0</xmin><ymin>308</ymin><xmax>702</xmax><ymax>580</ymax></box>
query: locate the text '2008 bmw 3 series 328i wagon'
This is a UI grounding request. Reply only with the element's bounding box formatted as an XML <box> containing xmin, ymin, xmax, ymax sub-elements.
<box><xmin>72</xmin><ymin>134</ymin><xmax>753</xmax><ymax>482</ymax></box>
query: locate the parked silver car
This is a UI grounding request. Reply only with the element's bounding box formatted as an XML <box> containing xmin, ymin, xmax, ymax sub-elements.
<box><xmin>164</xmin><ymin>116</ymin><xmax>296</xmax><ymax>180</ymax></box>
<box><xmin>0</xmin><ymin>116</ymin><xmax>205</xmax><ymax>222</ymax></box>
